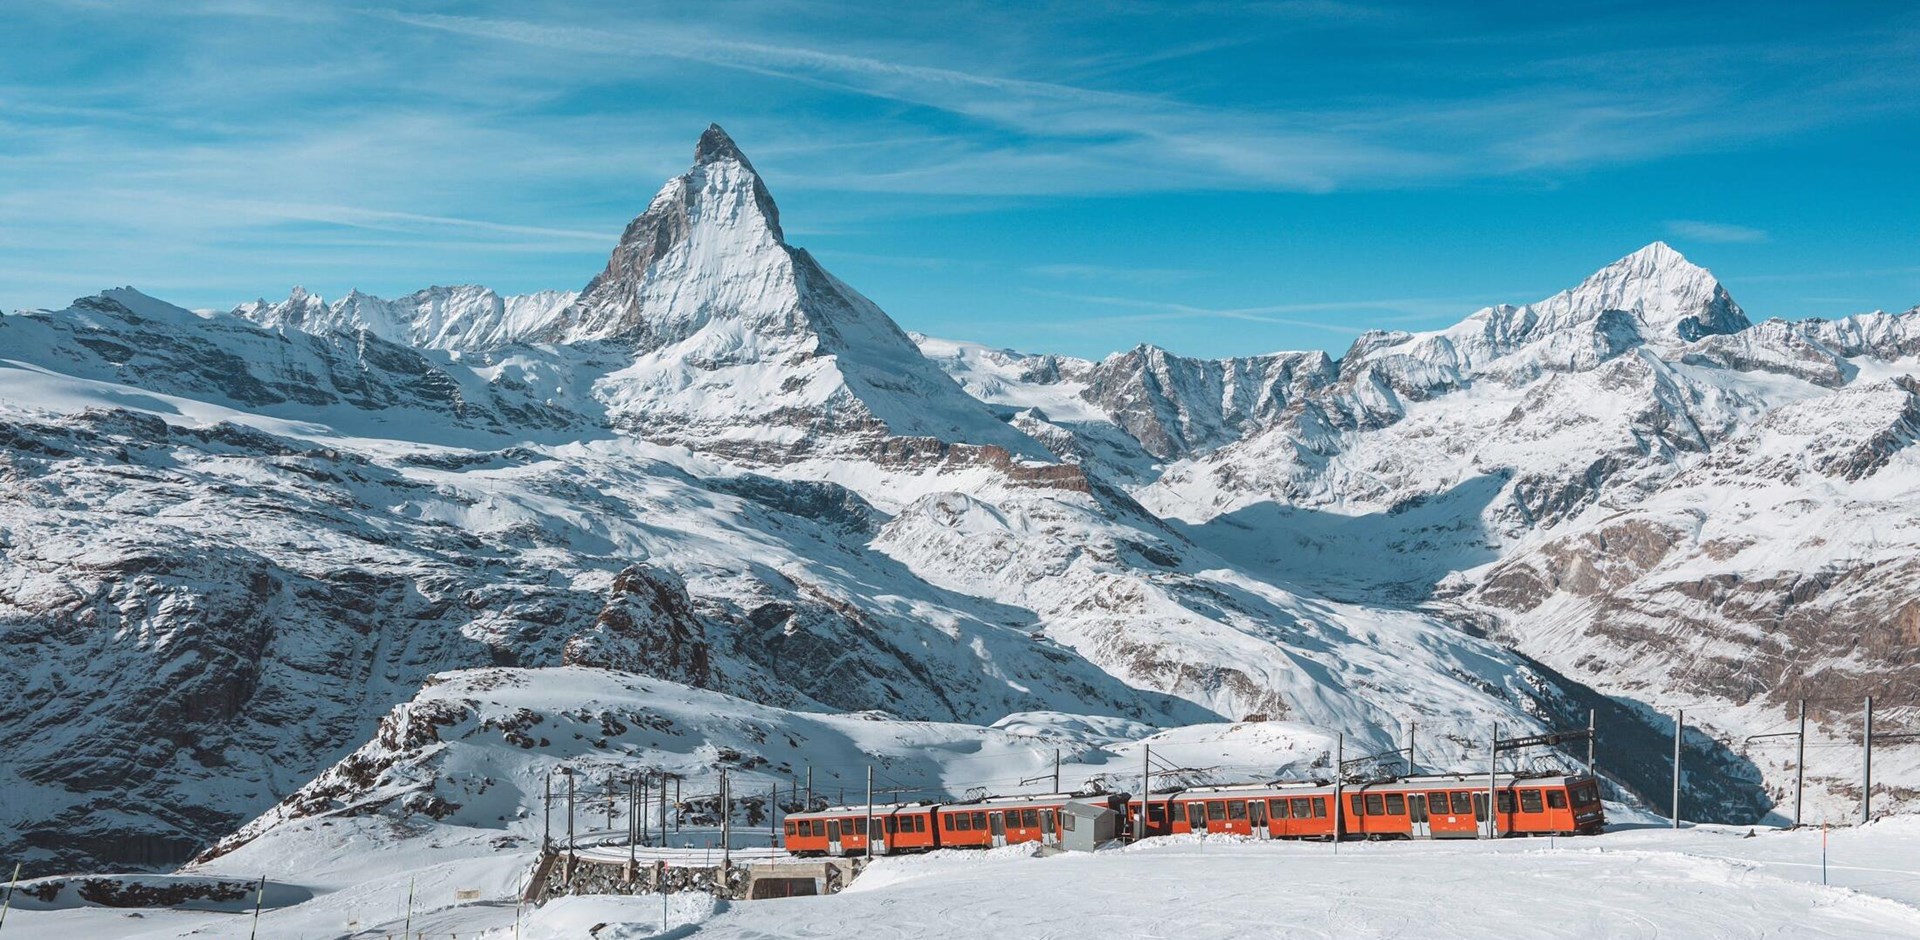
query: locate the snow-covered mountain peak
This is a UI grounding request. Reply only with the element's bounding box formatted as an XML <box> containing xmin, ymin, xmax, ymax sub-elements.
<box><xmin>694</xmin><ymin>122</ymin><xmax>755</xmax><ymax>171</ymax></box>
<box><xmin>233</xmin><ymin>284</ymin><xmax>578</xmax><ymax>351</ymax></box>
<box><xmin>1551</xmin><ymin>241</ymin><xmax>1748</xmax><ymax>341</ymax></box>
<box><xmin>532</xmin><ymin>126</ymin><xmax>1051</xmax><ymax>459</ymax></box>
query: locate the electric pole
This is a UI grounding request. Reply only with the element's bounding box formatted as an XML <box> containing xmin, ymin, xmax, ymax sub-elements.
<box><xmin>1333</xmin><ymin>734</ymin><xmax>1343</xmax><ymax>845</ymax></box>
<box><xmin>1487</xmin><ymin>722</ymin><xmax>1498</xmax><ymax>840</ymax></box>
<box><xmin>1586</xmin><ymin>709</ymin><xmax>1596</xmax><ymax>776</ymax></box>
<box><xmin>1794</xmin><ymin>699</ymin><xmax>1807</xmax><ymax>829</ymax></box>
<box><xmin>1054</xmin><ymin>749</ymin><xmax>1061</xmax><ymax>792</ymax></box>
<box><xmin>1671</xmin><ymin>708</ymin><xmax>1683</xmax><ymax>830</ymax></box>
<box><xmin>1138</xmin><ymin>744</ymin><xmax>1150</xmax><ymax>841</ymax></box>
<box><xmin>865</xmin><ymin>765</ymin><xmax>875</xmax><ymax>859</ymax></box>
<box><xmin>1862</xmin><ymin>695</ymin><xmax>1874</xmax><ymax>826</ymax></box>
<box><xmin>721</xmin><ymin>768</ymin><xmax>732</xmax><ymax>871</ymax></box>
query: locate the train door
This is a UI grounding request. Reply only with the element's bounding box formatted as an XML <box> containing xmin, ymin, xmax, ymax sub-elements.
<box><xmin>1428</xmin><ymin>791</ymin><xmax>1477</xmax><ymax>839</ymax></box>
<box><xmin>989</xmin><ymin>811</ymin><xmax>1008</xmax><ymax>848</ymax></box>
<box><xmin>1408</xmin><ymin>794</ymin><xmax>1430</xmax><ymax>839</ymax></box>
<box><xmin>872</xmin><ymin>816</ymin><xmax>889</xmax><ymax>856</ymax></box>
<box><xmin>1249</xmin><ymin>798</ymin><xmax>1269</xmax><ymax>839</ymax></box>
<box><xmin>1040</xmin><ymin>809</ymin><xmax>1058</xmax><ymax>846</ymax></box>
<box><xmin>826</xmin><ymin>818</ymin><xmax>843</xmax><ymax>855</ymax></box>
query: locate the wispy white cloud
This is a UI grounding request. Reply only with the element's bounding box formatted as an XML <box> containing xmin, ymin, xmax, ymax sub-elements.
<box><xmin>1666</xmin><ymin>219</ymin><xmax>1770</xmax><ymax>244</ymax></box>
<box><xmin>1027</xmin><ymin>263</ymin><xmax>1207</xmax><ymax>285</ymax></box>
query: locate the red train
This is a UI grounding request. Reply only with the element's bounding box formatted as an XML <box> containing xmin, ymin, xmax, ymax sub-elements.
<box><xmin>783</xmin><ymin>772</ymin><xmax>1603</xmax><ymax>856</ymax></box>
<box><xmin>784</xmin><ymin>792</ymin><xmax>1130</xmax><ymax>856</ymax></box>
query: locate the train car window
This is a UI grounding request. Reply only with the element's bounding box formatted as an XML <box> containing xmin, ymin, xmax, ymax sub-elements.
<box><xmin>1350</xmin><ymin>794</ymin><xmax>1365</xmax><ymax>817</ymax></box>
<box><xmin>885</xmin><ymin>816</ymin><xmax>897</xmax><ymax>834</ymax></box>
<box><xmin>1147</xmin><ymin>803</ymin><xmax>1165</xmax><ymax>823</ymax></box>
<box><xmin>1269</xmin><ymin>798</ymin><xmax>1289</xmax><ymax>819</ymax></box>
<box><xmin>1497</xmin><ymin>792</ymin><xmax>1514</xmax><ymax>813</ymax></box>
<box><xmin>1521</xmin><ymin>790</ymin><xmax>1544</xmax><ymax>813</ymax></box>
<box><xmin>1228</xmin><ymin>801</ymin><xmax>1247</xmax><ymax>820</ymax></box>
<box><xmin>1450</xmin><ymin>792</ymin><xmax>1472</xmax><ymax>815</ymax></box>
<box><xmin>1293</xmin><ymin>798</ymin><xmax>1312</xmax><ymax>818</ymax></box>
<box><xmin>1312</xmin><ymin>797</ymin><xmax>1328</xmax><ymax>818</ymax></box>
<box><xmin>1187</xmin><ymin>803</ymin><xmax>1205</xmax><ymax>827</ymax></box>
<box><xmin>1022</xmin><ymin>809</ymin><xmax>1040</xmax><ymax>829</ymax></box>
<box><xmin>972</xmin><ymin>811</ymin><xmax>988</xmax><ymax>829</ymax></box>
<box><xmin>1207</xmin><ymin>801</ymin><xmax>1226</xmax><ymax>821</ymax></box>
<box><xmin>1471</xmin><ymin>794</ymin><xmax>1489</xmax><ymax>821</ymax></box>
<box><xmin>1573</xmin><ymin>783</ymin><xmax>1598</xmax><ymax>806</ymax></box>
<box><xmin>1548</xmin><ymin>790</ymin><xmax>1568</xmax><ymax>809</ymax></box>
<box><xmin>1364</xmin><ymin>794</ymin><xmax>1385</xmax><ymax>816</ymax></box>
<box><xmin>1429</xmin><ymin>792</ymin><xmax>1451</xmax><ymax>815</ymax></box>
<box><xmin>1385</xmin><ymin>793</ymin><xmax>1405</xmax><ymax>815</ymax></box>
<box><xmin>1062</xmin><ymin>812</ymin><xmax>1076</xmax><ymax>831</ymax></box>
<box><xmin>1409</xmin><ymin>794</ymin><xmax>1427</xmax><ymax>822</ymax></box>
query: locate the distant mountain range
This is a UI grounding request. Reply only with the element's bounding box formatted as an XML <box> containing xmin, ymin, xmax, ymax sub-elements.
<box><xmin>3</xmin><ymin>124</ymin><xmax>1913</xmax><ymax>876</ymax></box>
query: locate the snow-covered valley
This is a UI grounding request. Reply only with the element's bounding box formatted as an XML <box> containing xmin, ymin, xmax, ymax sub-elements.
<box><xmin>2</xmin><ymin>123</ymin><xmax>1918</xmax><ymax>937</ymax></box>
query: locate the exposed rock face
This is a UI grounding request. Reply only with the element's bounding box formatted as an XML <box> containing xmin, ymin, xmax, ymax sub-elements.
<box><xmin>564</xmin><ymin>565</ymin><xmax>713</xmax><ymax>688</ymax></box>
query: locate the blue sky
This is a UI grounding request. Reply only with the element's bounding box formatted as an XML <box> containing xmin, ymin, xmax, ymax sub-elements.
<box><xmin>2</xmin><ymin>1</ymin><xmax>1915</xmax><ymax>358</ymax></box>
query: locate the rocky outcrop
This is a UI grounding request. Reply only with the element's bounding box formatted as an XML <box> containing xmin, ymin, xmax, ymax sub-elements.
<box><xmin>565</xmin><ymin>565</ymin><xmax>714</xmax><ymax>688</ymax></box>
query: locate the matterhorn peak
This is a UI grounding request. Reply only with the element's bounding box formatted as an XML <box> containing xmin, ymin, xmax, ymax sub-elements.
<box><xmin>694</xmin><ymin>123</ymin><xmax>754</xmax><ymax>170</ymax></box>
<box><xmin>532</xmin><ymin>124</ymin><xmax>1049</xmax><ymax>461</ymax></box>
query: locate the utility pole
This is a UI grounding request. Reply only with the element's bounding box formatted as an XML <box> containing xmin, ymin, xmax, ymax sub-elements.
<box><xmin>543</xmin><ymin>774</ymin><xmax>552</xmax><ymax>851</ymax></box>
<box><xmin>1333</xmin><ymin>734</ymin><xmax>1343</xmax><ymax>845</ymax></box>
<box><xmin>1406</xmin><ymin>721</ymin><xmax>1416</xmax><ymax>775</ymax></box>
<box><xmin>248</xmin><ymin>876</ymin><xmax>265</xmax><ymax>940</ymax></box>
<box><xmin>1138</xmin><ymin>744</ymin><xmax>1150</xmax><ymax>841</ymax></box>
<box><xmin>1487</xmin><ymin>723</ymin><xmax>1499</xmax><ymax>840</ymax></box>
<box><xmin>865</xmin><ymin>765</ymin><xmax>875</xmax><ymax>859</ymax></box>
<box><xmin>721</xmin><ymin>768</ymin><xmax>733</xmax><ymax>871</ymax></box>
<box><xmin>674</xmin><ymin>777</ymin><xmax>681</xmax><ymax>832</ymax></box>
<box><xmin>771</xmin><ymin>784</ymin><xmax>779</xmax><ymax>849</ymax></box>
<box><xmin>659</xmin><ymin>775</ymin><xmax>668</xmax><ymax>847</ymax></box>
<box><xmin>1</xmin><ymin>861</ymin><xmax>21</xmax><ymax>933</ymax></box>
<box><xmin>628</xmin><ymin>776</ymin><xmax>638</xmax><ymax>871</ymax></box>
<box><xmin>567</xmin><ymin>771</ymin><xmax>577</xmax><ymax>853</ymax></box>
<box><xmin>607</xmin><ymin>773</ymin><xmax>616</xmax><ymax>833</ymax></box>
<box><xmin>403</xmin><ymin>875</ymin><xmax>415</xmax><ymax>940</ymax></box>
<box><xmin>1862</xmin><ymin>695</ymin><xmax>1874</xmax><ymax>826</ymax></box>
<box><xmin>1795</xmin><ymin>699</ymin><xmax>1807</xmax><ymax>829</ymax></box>
<box><xmin>1586</xmin><ymin>709</ymin><xmax>1597</xmax><ymax>776</ymax></box>
<box><xmin>1054</xmin><ymin>749</ymin><xmax>1061</xmax><ymax>793</ymax></box>
<box><xmin>1671</xmin><ymin>708</ymin><xmax>1683</xmax><ymax>830</ymax></box>
<box><xmin>806</xmin><ymin>766</ymin><xmax>813</xmax><ymax>811</ymax></box>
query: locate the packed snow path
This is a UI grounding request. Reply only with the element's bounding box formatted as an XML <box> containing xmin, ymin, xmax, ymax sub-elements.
<box><xmin>700</xmin><ymin>836</ymin><xmax>1920</xmax><ymax>940</ymax></box>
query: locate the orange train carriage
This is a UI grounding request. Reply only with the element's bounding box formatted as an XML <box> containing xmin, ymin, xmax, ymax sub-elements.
<box><xmin>1135</xmin><ymin>773</ymin><xmax>1604</xmax><ymax>841</ymax></box>
<box><xmin>784</xmin><ymin>773</ymin><xmax>1603</xmax><ymax>856</ymax></box>
<box><xmin>784</xmin><ymin>793</ymin><xmax>1130</xmax><ymax>857</ymax></box>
